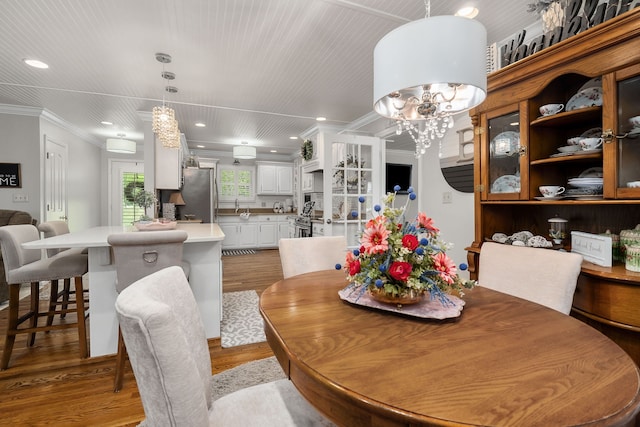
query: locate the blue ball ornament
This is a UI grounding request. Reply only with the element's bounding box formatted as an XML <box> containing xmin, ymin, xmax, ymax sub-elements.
<box><xmin>415</xmin><ymin>247</ymin><xmax>424</xmax><ymax>255</ymax></box>
<box><xmin>351</xmin><ymin>210</ymin><xmax>358</xmax><ymax>218</ymax></box>
<box><xmin>409</xmin><ymin>192</ymin><xmax>417</xmax><ymax>200</ymax></box>
<box><xmin>379</xmin><ymin>265</ymin><xmax>387</xmax><ymax>272</ymax></box>
<box><xmin>408</xmin><ymin>186</ymin><xmax>414</xmax><ymax>193</ymax></box>
<box><xmin>393</xmin><ymin>184</ymin><xmax>401</xmax><ymax>192</ymax></box>
<box><xmin>374</xmin><ymin>204</ymin><xmax>381</xmax><ymax>212</ymax></box>
<box><xmin>375</xmin><ymin>279</ymin><xmax>383</xmax><ymax>288</ymax></box>
<box><xmin>459</xmin><ymin>263</ymin><xmax>468</xmax><ymax>271</ymax></box>
<box><xmin>335</xmin><ymin>263</ymin><xmax>342</xmax><ymax>270</ymax></box>
<box><xmin>358</xmin><ymin>196</ymin><xmax>365</xmax><ymax>203</ymax></box>
<box><xmin>420</xmin><ymin>237</ymin><xmax>429</xmax><ymax>245</ymax></box>
<box><xmin>353</xmin><ymin>249</ymin><xmax>360</xmax><ymax>256</ymax></box>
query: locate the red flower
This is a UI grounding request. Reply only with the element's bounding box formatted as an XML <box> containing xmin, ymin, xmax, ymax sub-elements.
<box><xmin>401</xmin><ymin>234</ymin><xmax>419</xmax><ymax>250</ymax></box>
<box><xmin>389</xmin><ymin>261</ymin><xmax>412</xmax><ymax>282</ymax></box>
<box><xmin>417</xmin><ymin>212</ymin><xmax>439</xmax><ymax>234</ymax></box>
<box><xmin>349</xmin><ymin>259</ymin><xmax>361</xmax><ymax>275</ymax></box>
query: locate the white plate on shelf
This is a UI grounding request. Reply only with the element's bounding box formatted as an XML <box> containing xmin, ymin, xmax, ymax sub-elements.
<box><xmin>534</xmin><ymin>196</ymin><xmax>564</xmax><ymax>201</ymax></box>
<box><xmin>491</xmin><ymin>175</ymin><xmax>520</xmax><ymax>193</ymax></box>
<box><xmin>577</xmin><ymin>77</ymin><xmax>602</xmax><ymax>93</ymax></box>
<box><xmin>490</xmin><ymin>131</ymin><xmax>520</xmax><ymax>158</ymax></box>
<box><xmin>567</xmin><ymin>87</ymin><xmax>602</xmax><ymax>111</ymax></box>
<box><xmin>565</xmin><ymin>195</ymin><xmax>603</xmax><ymax>200</ymax></box>
<box><xmin>579</xmin><ymin>148</ymin><xmax>602</xmax><ymax>154</ymax></box>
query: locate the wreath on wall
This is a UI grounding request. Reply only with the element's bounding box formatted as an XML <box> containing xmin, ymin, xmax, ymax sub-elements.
<box><xmin>301</xmin><ymin>139</ymin><xmax>313</xmax><ymax>161</ymax></box>
<box><xmin>124</xmin><ymin>181</ymin><xmax>144</xmax><ymax>204</ymax></box>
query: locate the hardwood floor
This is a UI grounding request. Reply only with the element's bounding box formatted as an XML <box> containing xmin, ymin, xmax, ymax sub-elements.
<box><xmin>0</xmin><ymin>249</ymin><xmax>283</xmax><ymax>426</ymax></box>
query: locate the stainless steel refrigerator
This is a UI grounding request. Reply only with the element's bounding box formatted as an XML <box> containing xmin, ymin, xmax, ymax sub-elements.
<box><xmin>179</xmin><ymin>168</ymin><xmax>218</xmax><ymax>222</ymax></box>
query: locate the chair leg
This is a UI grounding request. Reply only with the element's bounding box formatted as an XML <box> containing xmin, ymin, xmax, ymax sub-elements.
<box><xmin>113</xmin><ymin>327</ymin><xmax>127</xmax><ymax>392</ymax></box>
<box><xmin>47</xmin><ymin>280</ymin><xmax>60</xmax><ymax>327</ymax></box>
<box><xmin>73</xmin><ymin>276</ymin><xmax>88</xmax><ymax>359</ymax></box>
<box><xmin>0</xmin><ymin>285</ymin><xmax>20</xmax><ymax>370</ymax></box>
<box><xmin>28</xmin><ymin>282</ymin><xmax>40</xmax><ymax>347</ymax></box>
<box><xmin>61</xmin><ymin>278</ymin><xmax>71</xmax><ymax>319</ymax></box>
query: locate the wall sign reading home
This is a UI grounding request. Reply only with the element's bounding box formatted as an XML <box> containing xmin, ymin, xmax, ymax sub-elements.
<box><xmin>0</xmin><ymin>163</ymin><xmax>21</xmax><ymax>188</ymax></box>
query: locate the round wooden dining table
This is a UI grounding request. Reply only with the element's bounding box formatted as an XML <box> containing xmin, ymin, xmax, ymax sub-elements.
<box><xmin>259</xmin><ymin>270</ymin><xmax>640</xmax><ymax>427</ymax></box>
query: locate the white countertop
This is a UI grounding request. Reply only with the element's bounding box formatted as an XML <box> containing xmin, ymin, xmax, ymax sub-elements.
<box><xmin>23</xmin><ymin>223</ymin><xmax>225</xmax><ymax>249</ymax></box>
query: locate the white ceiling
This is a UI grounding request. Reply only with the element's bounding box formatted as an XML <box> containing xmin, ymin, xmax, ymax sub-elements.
<box><xmin>0</xmin><ymin>0</ymin><xmax>539</xmax><ymax>156</ymax></box>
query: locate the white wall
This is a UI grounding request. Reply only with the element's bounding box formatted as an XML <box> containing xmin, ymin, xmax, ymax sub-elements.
<box><xmin>418</xmin><ymin>115</ymin><xmax>475</xmax><ymax>278</ymax></box>
<box><xmin>0</xmin><ymin>110</ymin><xmax>102</xmax><ymax>230</ymax></box>
<box><xmin>0</xmin><ymin>113</ymin><xmax>42</xmax><ymax>221</ymax></box>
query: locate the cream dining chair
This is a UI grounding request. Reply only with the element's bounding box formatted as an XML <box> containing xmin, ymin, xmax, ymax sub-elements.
<box><xmin>38</xmin><ymin>220</ymin><xmax>88</xmax><ymax>325</ymax></box>
<box><xmin>278</xmin><ymin>235</ymin><xmax>348</xmax><ymax>279</ymax></box>
<box><xmin>478</xmin><ymin>242</ymin><xmax>583</xmax><ymax>315</ymax></box>
<box><xmin>0</xmin><ymin>224</ymin><xmax>88</xmax><ymax>369</ymax></box>
<box><xmin>116</xmin><ymin>266</ymin><xmax>334</xmax><ymax>426</ymax></box>
<box><xmin>107</xmin><ymin>229</ymin><xmax>190</xmax><ymax>392</ymax></box>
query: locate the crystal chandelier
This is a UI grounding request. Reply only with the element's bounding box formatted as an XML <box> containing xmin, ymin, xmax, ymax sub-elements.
<box><xmin>373</xmin><ymin>0</ymin><xmax>487</xmax><ymax>157</ymax></box>
<box><xmin>152</xmin><ymin>53</ymin><xmax>181</xmax><ymax>149</ymax></box>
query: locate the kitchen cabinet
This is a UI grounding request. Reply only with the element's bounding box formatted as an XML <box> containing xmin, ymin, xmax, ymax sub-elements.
<box><xmin>256</xmin><ymin>162</ymin><xmax>293</xmax><ymax>195</ymax></box>
<box><xmin>155</xmin><ymin>134</ymin><xmax>184</xmax><ymax>189</ymax></box>
<box><xmin>467</xmin><ymin>9</ymin><xmax>640</xmax><ymax>366</ymax></box>
<box><xmin>301</xmin><ymin>172</ymin><xmax>322</xmax><ymax>193</ymax></box>
<box><xmin>218</xmin><ymin>219</ymin><xmax>257</xmax><ymax>249</ymax></box>
<box><xmin>219</xmin><ymin>215</ymin><xmax>289</xmax><ymax>249</ymax></box>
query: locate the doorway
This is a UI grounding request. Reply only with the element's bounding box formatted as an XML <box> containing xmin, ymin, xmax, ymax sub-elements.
<box><xmin>109</xmin><ymin>160</ymin><xmax>144</xmax><ymax>226</ymax></box>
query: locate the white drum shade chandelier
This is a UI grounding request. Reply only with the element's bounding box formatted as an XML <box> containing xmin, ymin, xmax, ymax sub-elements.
<box><xmin>373</xmin><ymin>1</ymin><xmax>487</xmax><ymax>157</ymax></box>
<box><xmin>233</xmin><ymin>145</ymin><xmax>257</xmax><ymax>159</ymax></box>
<box><xmin>106</xmin><ymin>134</ymin><xmax>136</xmax><ymax>154</ymax></box>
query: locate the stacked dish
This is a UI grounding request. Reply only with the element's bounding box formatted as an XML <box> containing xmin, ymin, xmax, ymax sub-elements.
<box><xmin>566</xmin><ymin>176</ymin><xmax>603</xmax><ymax>199</ymax></box>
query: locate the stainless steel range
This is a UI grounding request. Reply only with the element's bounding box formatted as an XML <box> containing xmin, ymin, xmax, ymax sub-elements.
<box><xmin>294</xmin><ymin>201</ymin><xmax>315</xmax><ymax>237</ymax></box>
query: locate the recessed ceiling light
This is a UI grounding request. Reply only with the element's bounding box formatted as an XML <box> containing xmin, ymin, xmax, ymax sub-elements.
<box><xmin>455</xmin><ymin>7</ymin><xmax>479</xmax><ymax>19</ymax></box>
<box><xmin>316</xmin><ymin>117</ymin><xmax>327</xmax><ymax>122</ymax></box>
<box><xmin>195</xmin><ymin>122</ymin><xmax>206</xmax><ymax>127</ymax></box>
<box><xmin>270</xmin><ymin>149</ymin><xmax>277</xmax><ymax>153</ymax></box>
<box><xmin>23</xmin><ymin>58</ymin><xmax>49</xmax><ymax>69</ymax></box>
<box><xmin>289</xmin><ymin>136</ymin><xmax>298</xmax><ymax>140</ymax></box>
<box><xmin>101</xmin><ymin>121</ymin><xmax>113</xmax><ymax>125</ymax></box>
<box><xmin>196</xmin><ymin>145</ymin><xmax>205</xmax><ymax>148</ymax></box>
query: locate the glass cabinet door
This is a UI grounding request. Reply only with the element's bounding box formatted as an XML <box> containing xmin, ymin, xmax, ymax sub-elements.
<box><xmin>322</xmin><ymin>133</ymin><xmax>382</xmax><ymax>247</ymax></box>
<box><xmin>615</xmin><ymin>67</ymin><xmax>640</xmax><ymax>198</ymax></box>
<box><xmin>483</xmin><ymin>108</ymin><xmax>525</xmax><ymax>200</ymax></box>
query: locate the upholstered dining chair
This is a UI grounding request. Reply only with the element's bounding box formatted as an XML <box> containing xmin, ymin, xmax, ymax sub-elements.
<box><xmin>478</xmin><ymin>242</ymin><xmax>583</xmax><ymax>315</ymax></box>
<box><xmin>107</xmin><ymin>229</ymin><xmax>190</xmax><ymax>392</ymax></box>
<box><xmin>0</xmin><ymin>224</ymin><xmax>88</xmax><ymax>370</ymax></box>
<box><xmin>38</xmin><ymin>221</ymin><xmax>88</xmax><ymax>325</ymax></box>
<box><xmin>278</xmin><ymin>236</ymin><xmax>348</xmax><ymax>279</ymax></box>
<box><xmin>116</xmin><ymin>266</ymin><xmax>334</xmax><ymax>426</ymax></box>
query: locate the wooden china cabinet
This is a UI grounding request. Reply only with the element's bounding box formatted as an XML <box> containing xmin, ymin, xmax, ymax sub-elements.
<box><xmin>467</xmin><ymin>9</ymin><xmax>640</xmax><ymax>366</ymax></box>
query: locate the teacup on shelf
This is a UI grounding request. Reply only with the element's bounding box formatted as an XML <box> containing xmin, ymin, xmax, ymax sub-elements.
<box><xmin>629</xmin><ymin>115</ymin><xmax>640</xmax><ymax>129</ymax></box>
<box><xmin>539</xmin><ymin>185</ymin><xmax>565</xmax><ymax>198</ymax></box>
<box><xmin>579</xmin><ymin>137</ymin><xmax>603</xmax><ymax>150</ymax></box>
<box><xmin>540</xmin><ymin>103</ymin><xmax>564</xmax><ymax>116</ymax></box>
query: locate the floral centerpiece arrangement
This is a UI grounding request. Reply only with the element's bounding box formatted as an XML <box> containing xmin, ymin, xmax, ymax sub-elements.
<box><xmin>340</xmin><ymin>186</ymin><xmax>475</xmax><ymax>307</ymax></box>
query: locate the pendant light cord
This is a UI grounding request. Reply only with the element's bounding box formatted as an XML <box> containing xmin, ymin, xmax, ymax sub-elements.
<box><xmin>424</xmin><ymin>0</ymin><xmax>430</xmax><ymax>18</ymax></box>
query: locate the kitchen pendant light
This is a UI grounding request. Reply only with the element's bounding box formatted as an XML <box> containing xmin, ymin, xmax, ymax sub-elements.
<box><xmin>373</xmin><ymin>0</ymin><xmax>487</xmax><ymax>158</ymax></box>
<box><xmin>152</xmin><ymin>53</ymin><xmax>181</xmax><ymax>149</ymax></box>
<box><xmin>106</xmin><ymin>134</ymin><xmax>136</xmax><ymax>154</ymax></box>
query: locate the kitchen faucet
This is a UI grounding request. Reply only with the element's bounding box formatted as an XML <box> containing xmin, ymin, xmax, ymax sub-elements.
<box><xmin>235</xmin><ymin>199</ymin><xmax>239</xmax><ymax>213</ymax></box>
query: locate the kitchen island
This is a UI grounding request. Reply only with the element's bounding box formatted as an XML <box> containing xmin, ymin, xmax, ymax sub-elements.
<box><xmin>23</xmin><ymin>223</ymin><xmax>225</xmax><ymax>357</ymax></box>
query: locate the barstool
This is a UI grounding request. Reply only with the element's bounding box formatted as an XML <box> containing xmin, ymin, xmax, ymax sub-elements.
<box><xmin>38</xmin><ymin>221</ymin><xmax>88</xmax><ymax>325</ymax></box>
<box><xmin>0</xmin><ymin>224</ymin><xmax>88</xmax><ymax>370</ymax></box>
<box><xmin>107</xmin><ymin>229</ymin><xmax>190</xmax><ymax>392</ymax></box>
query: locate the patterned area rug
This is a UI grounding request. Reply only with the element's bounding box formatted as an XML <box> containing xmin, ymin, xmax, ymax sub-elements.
<box><xmin>211</xmin><ymin>356</ymin><xmax>285</xmax><ymax>401</ymax></box>
<box><xmin>221</xmin><ymin>290</ymin><xmax>266</xmax><ymax>348</ymax></box>
<box><xmin>222</xmin><ymin>249</ymin><xmax>256</xmax><ymax>256</ymax></box>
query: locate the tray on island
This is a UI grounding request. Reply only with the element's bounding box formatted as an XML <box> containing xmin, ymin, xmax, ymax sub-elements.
<box><xmin>338</xmin><ymin>287</ymin><xmax>465</xmax><ymax>320</ymax></box>
<box><xmin>134</xmin><ymin>220</ymin><xmax>177</xmax><ymax>231</ymax></box>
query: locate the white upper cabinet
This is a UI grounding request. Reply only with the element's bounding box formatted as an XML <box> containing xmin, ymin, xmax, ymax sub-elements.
<box><xmin>256</xmin><ymin>162</ymin><xmax>293</xmax><ymax>195</ymax></box>
<box><xmin>155</xmin><ymin>135</ymin><xmax>184</xmax><ymax>189</ymax></box>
